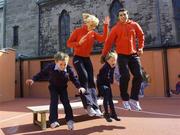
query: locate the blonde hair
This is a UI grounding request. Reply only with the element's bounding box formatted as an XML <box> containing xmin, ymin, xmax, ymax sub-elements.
<box><xmin>105</xmin><ymin>51</ymin><xmax>118</xmax><ymax>61</ymax></box>
<box><xmin>82</xmin><ymin>13</ymin><xmax>99</xmax><ymax>26</ymax></box>
<box><xmin>54</xmin><ymin>51</ymin><xmax>69</xmax><ymax>62</ymax></box>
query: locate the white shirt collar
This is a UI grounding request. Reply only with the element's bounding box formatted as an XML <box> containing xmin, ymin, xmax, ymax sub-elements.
<box><xmin>54</xmin><ymin>64</ymin><xmax>67</xmax><ymax>72</ymax></box>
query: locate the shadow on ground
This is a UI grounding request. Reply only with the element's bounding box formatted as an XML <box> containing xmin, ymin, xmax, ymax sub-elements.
<box><xmin>1</xmin><ymin>114</ymin><xmax>125</xmax><ymax>135</ymax></box>
<box><xmin>24</xmin><ymin>125</ymin><xmax>125</xmax><ymax>135</ymax></box>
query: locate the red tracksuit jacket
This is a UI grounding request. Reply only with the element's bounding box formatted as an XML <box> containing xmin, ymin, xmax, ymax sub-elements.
<box><xmin>67</xmin><ymin>24</ymin><xmax>108</xmax><ymax>57</ymax></box>
<box><xmin>102</xmin><ymin>20</ymin><xmax>144</xmax><ymax>56</ymax></box>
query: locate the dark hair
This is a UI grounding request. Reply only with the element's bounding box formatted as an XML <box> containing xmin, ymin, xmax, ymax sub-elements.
<box><xmin>118</xmin><ymin>8</ymin><xmax>128</xmax><ymax>14</ymax></box>
<box><xmin>178</xmin><ymin>74</ymin><xmax>180</xmax><ymax>78</ymax></box>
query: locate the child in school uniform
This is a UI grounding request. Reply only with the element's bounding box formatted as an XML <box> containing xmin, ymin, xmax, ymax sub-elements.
<box><xmin>97</xmin><ymin>52</ymin><xmax>120</xmax><ymax>122</ymax></box>
<box><xmin>26</xmin><ymin>52</ymin><xmax>86</xmax><ymax>130</ymax></box>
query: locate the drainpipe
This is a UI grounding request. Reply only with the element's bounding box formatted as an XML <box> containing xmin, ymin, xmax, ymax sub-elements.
<box><xmin>156</xmin><ymin>0</ymin><xmax>170</xmax><ymax>97</ymax></box>
<box><xmin>18</xmin><ymin>54</ymin><xmax>29</xmax><ymax>98</ymax></box>
<box><xmin>17</xmin><ymin>54</ymin><xmax>24</xmax><ymax>98</ymax></box>
<box><xmin>19</xmin><ymin>56</ymin><xmax>23</xmax><ymax>97</ymax></box>
<box><xmin>163</xmin><ymin>41</ymin><xmax>171</xmax><ymax>97</ymax></box>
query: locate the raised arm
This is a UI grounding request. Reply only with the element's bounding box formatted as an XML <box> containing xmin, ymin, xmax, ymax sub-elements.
<box><xmin>94</xmin><ymin>16</ymin><xmax>110</xmax><ymax>42</ymax></box>
<box><xmin>102</xmin><ymin>27</ymin><xmax>117</xmax><ymax>56</ymax></box>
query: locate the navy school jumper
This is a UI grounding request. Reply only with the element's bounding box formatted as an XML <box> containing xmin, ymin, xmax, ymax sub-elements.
<box><xmin>32</xmin><ymin>63</ymin><xmax>81</xmax><ymax>123</ymax></box>
<box><xmin>97</xmin><ymin>62</ymin><xmax>117</xmax><ymax>115</ymax></box>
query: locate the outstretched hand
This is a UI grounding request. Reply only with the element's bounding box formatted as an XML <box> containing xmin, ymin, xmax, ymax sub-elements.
<box><xmin>26</xmin><ymin>79</ymin><xmax>34</xmax><ymax>86</ymax></box>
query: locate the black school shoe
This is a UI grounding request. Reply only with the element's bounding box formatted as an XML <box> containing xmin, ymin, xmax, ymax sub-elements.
<box><xmin>104</xmin><ymin>113</ymin><xmax>112</xmax><ymax>122</ymax></box>
<box><xmin>110</xmin><ymin>114</ymin><xmax>121</xmax><ymax>121</ymax></box>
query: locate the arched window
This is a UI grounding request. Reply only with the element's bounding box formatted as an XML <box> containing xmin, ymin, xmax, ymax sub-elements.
<box><xmin>59</xmin><ymin>10</ymin><xmax>72</xmax><ymax>54</ymax></box>
<box><xmin>109</xmin><ymin>0</ymin><xmax>123</xmax><ymax>28</ymax></box>
<box><xmin>172</xmin><ymin>0</ymin><xmax>180</xmax><ymax>43</ymax></box>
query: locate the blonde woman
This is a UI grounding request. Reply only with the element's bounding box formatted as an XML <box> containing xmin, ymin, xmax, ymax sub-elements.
<box><xmin>67</xmin><ymin>13</ymin><xmax>110</xmax><ymax>117</ymax></box>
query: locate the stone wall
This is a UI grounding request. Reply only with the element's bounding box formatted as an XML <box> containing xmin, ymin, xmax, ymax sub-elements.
<box><xmin>158</xmin><ymin>0</ymin><xmax>176</xmax><ymax>45</ymax></box>
<box><xmin>5</xmin><ymin>0</ymin><xmax>178</xmax><ymax>57</ymax></box>
<box><xmin>125</xmin><ymin>0</ymin><xmax>176</xmax><ymax>46</ymax></box>
<box><xmin>5</xmin><ymin>0</ymin><xmax>39</xmax><ymax>56</ymax></box>
<box><xmin>38</xmin><ymin>0</ymin><xmax>113</xmax><ymax>56</ymax></box>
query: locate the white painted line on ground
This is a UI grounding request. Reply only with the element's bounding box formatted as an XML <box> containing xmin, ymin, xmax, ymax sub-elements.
<box><xmin>0</xmin><ymin>113</ymin><xmax>31</xmax><ymax>123</ymax></box>
<box><xmin>115</xmin><ymin>106</ymin><xmax>180</xmax><ymax>117</ymax></box>
<box><xmin>142</xmin><ymin>96</ymin><xmax>180</xmax><ymax>99</ymax></box>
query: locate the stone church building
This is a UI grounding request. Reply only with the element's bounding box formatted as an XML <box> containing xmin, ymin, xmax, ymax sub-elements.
<box><xmin>4</xmin><ymin>0</ymin><xmax>180</xmax><ymax>57</ymax></box>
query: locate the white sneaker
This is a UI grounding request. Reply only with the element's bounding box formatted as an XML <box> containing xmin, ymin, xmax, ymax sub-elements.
<box><xmin>67</xmin><ymin>120</ymin><xmax>74</xmax><ymax>130</ymax></box>
<box><xmin>87</xmin><ymin>106</ymin><xmax>96</xmax><ymax>116</ymax></box>
<box><xmin>95</xmin><ymin>109</ymin><xmax>103</xmax><ymax>117</ymax></box>
<box><xmin>129</xmin><ymin>99</ymin><xmax>142</xmax><ymax>111</ymax></box>
<box><xmin>122</xmin><ymin>101</ymin><xmax>132</xmax><ymax>110</ymax></box>
<box><xmin>50</xmin><ymin>121</ymin><xmax>60</xmax><ymax>129</ymax></box>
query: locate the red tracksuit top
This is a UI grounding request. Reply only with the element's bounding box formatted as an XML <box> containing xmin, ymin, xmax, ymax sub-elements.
<box><xmin>67</xmin><ymin>24</ymin><xmax>108</xmax><ymax>57</ymax></box>
<box><xmin>102</xmin><ymin>20</ymin><xmax>144</xmax><ymax>56</ymax></box>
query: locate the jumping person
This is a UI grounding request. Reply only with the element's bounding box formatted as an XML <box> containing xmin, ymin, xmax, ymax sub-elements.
<box><xmin>97</xmin><ymin>52</ymin><xmax>120</xmax><ymax>122</ymax></box>
<box><xmin>26</xmin><ymin>52</ymin><xmax>86</xmax><ymax>130</ymax></box>
<box><xmin>101</xmin><ymin>8</ymin><xmax>145</xmax><ymax>111</ymax></box>
<box><xmin>67</xmin><ymin>13</ymin><xmax>110</xmax><ymax>116</ymax></box>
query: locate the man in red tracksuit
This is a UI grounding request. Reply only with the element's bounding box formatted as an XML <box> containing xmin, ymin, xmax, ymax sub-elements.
<box><xmin>67</xmin><ymin>13</ymin><xmax>110</xmax><ymax>116</ymax></box>
<box><xmin>101</xmin><ymin>8</ymin><xmax>145</xmax><ymax>111</ymax></box>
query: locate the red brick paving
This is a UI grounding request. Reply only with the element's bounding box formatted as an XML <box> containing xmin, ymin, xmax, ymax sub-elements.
<box><xmin>0</xmin><ymin>97</ymin><xmax>180</xmax><ymax>135</ymax></box>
